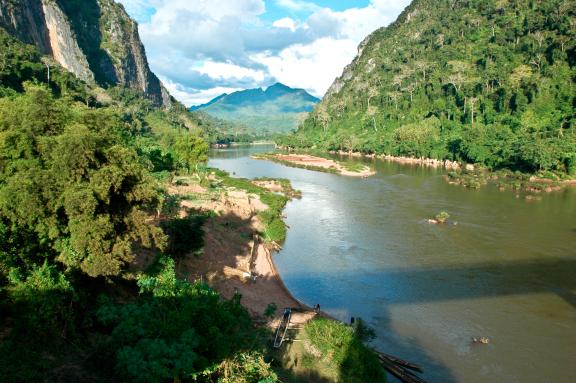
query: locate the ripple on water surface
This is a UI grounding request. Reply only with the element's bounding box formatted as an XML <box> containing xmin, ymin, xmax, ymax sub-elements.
<box><xmin>209</xmin><ymin>147</ymin><xmax>576</xmax><ymax>383</ymax></box>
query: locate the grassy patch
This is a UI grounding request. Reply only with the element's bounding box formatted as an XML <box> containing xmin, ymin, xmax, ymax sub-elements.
<box><xmin>304</xmin><ymin>318</ymin><xmax>386</xmax><ymax>383</ymax></box>
<box><xmin>342</xmin><ymin>161</ymin><xmax>368</xmax><ymax>173</ymax></box>
<box><xmin>210</xmin><ymin>169</ymin><xmax>294</xmax><ymax>244</ymax></box>
<box><xmin>254</xmin><ymin>177</ymin><xmax>303</xmax><ymax>199</ymax></box>
<box><xmin>277</xmin><ymin>318</ymin><xmax>386</xmax><ymax>383</ymax></box>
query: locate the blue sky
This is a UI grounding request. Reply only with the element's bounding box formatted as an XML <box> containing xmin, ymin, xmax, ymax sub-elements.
<box><xmin>117</xmin><ymin>0</ymin><xmax>410</xmax><ymax>106</ymax></box>
<box><xmin>261</xmin><ymin>0</ymin><xmax>371</xmax><ymax>21</ymax></box>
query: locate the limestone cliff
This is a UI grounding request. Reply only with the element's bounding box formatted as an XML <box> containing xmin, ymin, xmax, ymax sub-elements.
<box><xmin>0</xmin><ymin>0</ymin><xmax>170</xmax><ymax>107</ymax></box>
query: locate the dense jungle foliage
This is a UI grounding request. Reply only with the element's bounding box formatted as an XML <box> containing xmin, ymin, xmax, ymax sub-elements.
<box><xmin>0</xmin><ymin>28</ymin><xmax>280</xmax><ymax>382</ymax></box>
<box><xmin>283</xmin><ymin>0</ymin><xmax>575</xmax><ymax>174</ymax></box>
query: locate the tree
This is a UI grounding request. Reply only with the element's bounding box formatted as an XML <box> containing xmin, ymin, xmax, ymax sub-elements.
<box><xmin>446</xmin><ymin>60</ymin><xmax>473</xmax><ymax>92</ymax></box>
<box><xmin>173</xmin><ymin>133</ymin><xmax>209</xmax><ymax>173</ymax></box>
<box><xmin>0</xmin><ymin>85</ymin><xmax>166</xmax><ymax>277</ymax></box>
<box><xmin>97</xmin><ymin>256</ymin><xmax>263</xmax><ymax>382</ymax></box>
<box><xmin>6</xmin><ymin>262</ymin><xmax>76</xmax><ymax>336</ymax></box>
<box><xmin>283</xmin><ymin>0</ymin><xmax>575</xmax><ymax>175</ymax></box>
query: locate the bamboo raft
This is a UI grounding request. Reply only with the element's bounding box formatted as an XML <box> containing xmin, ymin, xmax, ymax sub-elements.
<box><xmin>273</xmin><ymin>308</ymin><xmax>292</xmax><ymax>348</ymax></box>
<box><xmin>376</xmin><ymin>351</ymin><xmax>426</xmax><ymax>383</ymax></box>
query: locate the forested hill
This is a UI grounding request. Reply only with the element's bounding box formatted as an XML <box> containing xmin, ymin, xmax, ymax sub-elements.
<box><xmin>0</xmin><ymin>11</ymin><xmax>273</xmax><ymax>382</ymax></box>
<box><xmin>191</xmin><ymin>83</ymin><xmax>320</xmax><ymax>135</ymax></box>
<box><xmin>285</xmin><ymin>0</ymin><xmax>575</xmax><ymax>174</ymax></box>
<box><xmin>0</xmin><ymin>0</ymin><xmax>171</xmax><ymax>107</ymax></box>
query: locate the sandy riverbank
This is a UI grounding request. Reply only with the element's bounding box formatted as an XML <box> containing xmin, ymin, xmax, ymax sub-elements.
<box><xmin>254</xmin><ymin>153</ymin><xmax>376</xmax><ymax>177</ymax></box>
<box><xmin>170</xmin><ymin>175</ymin><xmax>317</xmax><ymax>327</ymax></box>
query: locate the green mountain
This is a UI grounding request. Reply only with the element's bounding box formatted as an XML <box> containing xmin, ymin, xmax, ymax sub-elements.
<box><xmin>0</xmin><ymin>0</ymin><xmax>172</xmax><ymax>107</ymax></box>
<box><xmin>0</xmin><ymin>3</ymin><xmax>282</xmax><ymax>382</ymax></box>
<box><xmin>190</xmin><ymin>83</ymin><xmax>320</xmax><ymax>135</ymax></box>
<box><xmin>285</xmin><ymin>0</ymin><xmax>575</xmax><ymax>174</ymax></box>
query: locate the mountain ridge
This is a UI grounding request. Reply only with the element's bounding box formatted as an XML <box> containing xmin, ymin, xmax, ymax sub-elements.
<box><xmin>190</xmin><ymin>82</ymin><xmax>320</xmax><ymax>134</ymax></box>
<box><xmin>286</xmin><ymin>0</ymin><xmax>575</xmax><ymax>174</ymax></box>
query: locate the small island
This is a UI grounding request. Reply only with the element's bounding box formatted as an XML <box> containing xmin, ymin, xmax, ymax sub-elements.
<box><xmin>253</xmin><ymin>153</ymin><xmax>376</xmax><ymax>177</ymax></box>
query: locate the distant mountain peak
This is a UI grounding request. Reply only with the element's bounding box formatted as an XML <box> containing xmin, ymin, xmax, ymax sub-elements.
<box><xmin>266</xmin><ymin>82</ymin><xmax>291</xmax><ymax>91</ymax></box>
<box><xmin>189</xmin><ymin>83</ymin><xmax>320</xmax><ymax>134</ymax></box>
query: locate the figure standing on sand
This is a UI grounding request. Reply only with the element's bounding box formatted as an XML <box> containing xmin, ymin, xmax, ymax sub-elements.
<box><xmin>314</xmin><ymin>303</ymin><xmax>320</xmax><ymax>313</ymax></box>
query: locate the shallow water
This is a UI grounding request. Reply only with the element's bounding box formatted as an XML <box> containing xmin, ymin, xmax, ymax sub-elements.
<box><xmin>209</xmin><ymin>145</ymin><xmax>576</xmax><ymax>383</ymax></box>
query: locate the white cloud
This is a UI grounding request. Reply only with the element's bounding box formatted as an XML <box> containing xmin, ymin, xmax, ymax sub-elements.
<box><xmin>275</xmin><ymin>0</ymin><xmax>321</xmax><ymax>12</ymax></box>
<box><xmin>139</xmin><ymin>0</ymin><xmax>267</xmax><ymax>63</ymax></box>
<box><xmin>252</xmin><ymin>0</ymin><xmax>412</xmax><ymax>97</ymax></box>
<box><xmin>273</xmin><ymin>17</ymin><xmax>298</xmax><ymax>32</ymax></box>
<box><xmin>117</xmin><ymin>0</ymin><xmax>412</xmax><ymax>106</ymax></box>
<box><xmin>196</xmin><ymin>61</ymin><xmax>267</xmax><ymax>82</ymax></box>
<box><xmin>252</xmin><ymin>37</ymin><xmax>358</xmax><ymax>97</ymax></box>
<box><xmin>161</xmin><ymin>77</ymin><xmax>243</xmax><ymax>106</ymax></box>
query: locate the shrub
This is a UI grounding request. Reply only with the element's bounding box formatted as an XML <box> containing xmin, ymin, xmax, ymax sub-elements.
<box><xmin>435</xmin><ymin>211</ymin><xmax>450</xmax><ymax>223</ymax></box>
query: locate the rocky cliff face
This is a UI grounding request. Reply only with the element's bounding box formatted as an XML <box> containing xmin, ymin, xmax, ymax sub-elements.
<box><xmin>0</xmin><ymin>0</ymin><xmax>170</xmax><ymax>107</ymax></box>
<box><xmin>42</xmin><ymin>0</ymin><xmax>94</xmax><ymax>83</ymax></box>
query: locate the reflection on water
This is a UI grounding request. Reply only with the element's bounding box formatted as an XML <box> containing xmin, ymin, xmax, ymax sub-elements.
<box><xmin>209</xmin><ymin>146</ymin><xmax>576</xmax><ymax>383</ymax></box>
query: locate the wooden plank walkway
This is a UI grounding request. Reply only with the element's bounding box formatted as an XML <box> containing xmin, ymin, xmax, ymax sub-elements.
<box><xmin>273</xmin><ymin>308</ymin><xmax>292</xmax><ymax>348</ymax></box>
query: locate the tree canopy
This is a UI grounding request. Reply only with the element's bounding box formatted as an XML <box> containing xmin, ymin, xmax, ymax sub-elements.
<box><xmin>284</xmin><ymin>0</ymin><xmax>576</xmax><ymax>174</ymax></box>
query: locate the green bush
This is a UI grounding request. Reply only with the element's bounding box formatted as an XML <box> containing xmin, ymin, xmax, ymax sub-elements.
<box><xmin>435</xmin><ymin>211</ymin><xmax>450</xmax><ymax>223</ymax></box>
<box><xmin>217</xmin><ymin>352</ymin><xmax>279</xmax><ymax>383</ymax></box>
<box><xmin>304</xmin><ymin>318</ymin><xmax>386</xmax><ymax>383</ymax></box>
<box><xmin>97</xmin><ymin>257</ymin><xmax>261</xmax><ymax>382</ymax></box>
<box><xmin>6</xmin><ymin>262</ymin><xmax>76</xmax><ymax>337</ymax></box>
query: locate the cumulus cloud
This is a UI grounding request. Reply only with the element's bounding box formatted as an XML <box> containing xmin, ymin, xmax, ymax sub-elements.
<box><xmin>161</xmin><ymin>77</ymin><xmax>244</xmax><ymax>106</ymax></box>
<box><xmin>118</xmin><ymin>0</ymin><xmax>412</xmax><ymax>106</ymax></box>
<box><xmin>273</xmin><ymin>17</ymin><xmax>298</xmax><ymax>32</ymax></box>
<box><xmin>196</xmin><ymin>61</ymin><xmax>267</xmax><ymax>82</ymax></box>
<box><xmin>275</xmin><ymin>0</ymin><xmax>321</xmax><ymax>12</ymax></box>
<box><xmin>252</xmin><ymin>37</ymin><xmax>359</xmax><ymax>97</ymax></box>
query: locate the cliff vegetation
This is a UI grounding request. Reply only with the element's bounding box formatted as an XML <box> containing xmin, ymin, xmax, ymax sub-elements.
<box><xmin>282</xmin><ymin>0</ymin><xmax>575</xmax><ymax>175</ymax></box>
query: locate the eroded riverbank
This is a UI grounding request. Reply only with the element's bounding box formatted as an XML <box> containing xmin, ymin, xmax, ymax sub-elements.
<box><xmin>164</xmin><ymin>171</ymin><xmax>316</xmax><ymax>326</ymax></box>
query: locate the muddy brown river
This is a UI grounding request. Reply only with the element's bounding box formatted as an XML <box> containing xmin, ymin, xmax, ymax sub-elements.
<box><xmin>210</xmin><ymin>145</ymin><xmax>576</xmax><ymax>383</ymax></box>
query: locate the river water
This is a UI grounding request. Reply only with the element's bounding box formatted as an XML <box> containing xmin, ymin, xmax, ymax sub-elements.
<box><xmin>209</xmin><ymin>145</ymin><xmax>576</xmax><ymax>383</ymax></box>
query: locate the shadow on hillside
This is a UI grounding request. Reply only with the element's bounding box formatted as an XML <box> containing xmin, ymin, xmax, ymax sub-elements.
<box><xmin>55</xmin><ymin>0</ymin><xmax>118</xmax><ymax>85</ymax></box>
<box><xmin>172</xmin><ymin>208</ymin><xmax>459</xmax><ymax>382</ymax></box>
<box><xmin>175</xmin><ymin>208</ymin><xmax>255</xmax><ymax>282</ymax></box>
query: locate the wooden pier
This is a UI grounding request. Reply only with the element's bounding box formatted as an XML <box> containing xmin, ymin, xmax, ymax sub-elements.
<box><xmin>273</xmin><ymin>308</ymin><xmax>292</xmax><ymax>348</ymax></box>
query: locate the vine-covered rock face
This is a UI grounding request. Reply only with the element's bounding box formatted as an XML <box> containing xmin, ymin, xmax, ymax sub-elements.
<box><xmin>293</xmin><ymin>0</ymin><xmax>575</xmax><ymax>175</ymax></box>
<box><xmin>0</xmin><ymin>0</ymin><xmax>170</xmax><ymax>108</ymax></box>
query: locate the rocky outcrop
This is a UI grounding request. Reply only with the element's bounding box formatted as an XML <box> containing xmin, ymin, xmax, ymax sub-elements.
<box><xmin>324</xmin><ymin>30</ymin><xmax>377</xmax><ymax>99</ymax></box>
<box><xmin>0</xmin><ymin>0</ymin><xmax>51</xmax><ymax>53</ymax></box>
<box><xmin>0</xmin><ymin>0</ymin><xmax>170</xmax><ymax>107</ymax></box>
<box><xmin>42</xmin><ymin>0</ymin><xmax>94</xmax><ymax>83</ymax></box>
<box><xmin>97</xmin><ymin>0</ymin><xmax>167</xmax><ymax>106</ymax></box>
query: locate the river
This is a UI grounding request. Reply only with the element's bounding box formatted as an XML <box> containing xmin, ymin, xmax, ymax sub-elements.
<box><xmin>209</xmin><ymin>145</ymin><xmax>576</xmax><ymax>383</ymax></box>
